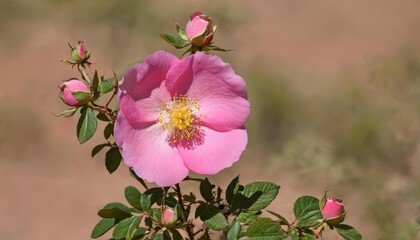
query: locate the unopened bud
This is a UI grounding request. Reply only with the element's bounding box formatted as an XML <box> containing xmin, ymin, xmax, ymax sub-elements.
<box><xmin>161</xmin><ymin>208</ymin><xmax>177</xmax><ymax>227</ymax></box>
<box><xmin>185</xmin><ymin>12</ymin><xmax>214</xmax><ymax>47</ymax></box>
<box><xmin>71</xmin><ymin>41</ymin><xmax>91</xmax><ymax>64</ymax></box>
<box><xmin>60</xmin><ymin>79</ymin><xmax>90</xmax><ymax>106</ymax></box>
<box><xmin>321</xmin><ymin>198</ymin><xmax>346</xmax><ymax>225</ymax></box>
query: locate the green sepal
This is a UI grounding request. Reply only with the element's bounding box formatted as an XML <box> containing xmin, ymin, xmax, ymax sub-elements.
<box><xmin>71</xmin><ymin>91</ymin><xmax>91</xmax><ymax>104</ymax></box>
<box><xmin>56</xmin><ymin>108</ymin><xmax>78</xmax><ymax>118</ymax></box>
<box><xmin>160</xmin><ymin>33</ymin><xmax>189</xmax><ymax>49</ymax></box>
<box><xmin>91</xmin><ymin>70</ymin><xmax>99</xmax><ymax>92</ymax></box>
<box><xmin>175</xmin><ymin>23</ymin><xmax>188</xmax><ymax>41</ymax></box>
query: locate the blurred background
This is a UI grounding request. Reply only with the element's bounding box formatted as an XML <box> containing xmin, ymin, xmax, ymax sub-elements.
<box><xmin>1</xmin><ymin>0</ymin><xmax>419</xmax><ymax>239</ymax></box>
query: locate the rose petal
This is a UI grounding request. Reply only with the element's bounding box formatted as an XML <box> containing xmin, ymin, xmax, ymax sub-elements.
<box><xmin>114</xmin><ymin>115</ymin><xmax>189</xmax><ymax>186</ymax></box>
<box><xmin>186</xmin><ymin>14</ymin><xmax>208</xmax><ymax>40</ymax></box>
<box><xmin>178</xmin><ymin>126</ymin><xmax>247</xmax><ymax>174</ymax></box>
<box><xmin>119</xmin><ymin>51</ymin><xmax>179</xmax><ymax>101</ymax></box>
<box><xmin>166</xmin><ymin>52</ymin><xmax>250</xmax><ymax>131</ymax></box>
<box><xmin>119</xmin><ymin>81</ymin><xmax>171</xmax><ymax>127</ymax></box>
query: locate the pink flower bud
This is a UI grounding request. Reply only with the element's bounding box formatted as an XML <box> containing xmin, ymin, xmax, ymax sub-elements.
<box><xmin>162</xmin><ymin>208</ymin><xmax>177</xmax><ymax>226</ymax></box>
<box><xmin>71</xmin><ymin>42</ymin><xmax>91</xmax><ymax>63</ymax></box>
<box><xmin>321</xmin><ymin>198</ymin><xmax>344</xmax><ymax>219</ymax></box>
<box><xmin>60</xmin><ymin>79</ymin><xmax>90</xmax><ymax>106</ymax></box>
<box><xmin>185</xmin><ymin>12</ymin><xmax>214</xmax><ymax>47</ymax></box>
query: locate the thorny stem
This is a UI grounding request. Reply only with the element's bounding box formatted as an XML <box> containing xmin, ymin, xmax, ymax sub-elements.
<box><xmin>89</xmin><ymin>104</ymin><xmax>116</xmax><ymax>123</ymax></box>
<box><xmin>175</xmin><ymin>183</ymin><xmax>195</xmax><ymax>240</ymax></box>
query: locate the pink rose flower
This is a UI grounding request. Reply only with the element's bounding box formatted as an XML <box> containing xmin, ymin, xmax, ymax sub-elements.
<box><xmin>114</xmin><ymin>51</ymin><xmax>250</xmax><ymax>186</ymax></box>
<box><xmin>186</xmin><ymin>12</ymin><xmax>214</xmax><ymax>47</ymax></box>
<box><xmin>321</xmin><ymin>198</ymin><xmax>345</xmax><ymax>219</ymax></box>
<box><xmin>60</xmin><ymin>79</ymin><xmax>90</xmax><ymax>106</ymax></box>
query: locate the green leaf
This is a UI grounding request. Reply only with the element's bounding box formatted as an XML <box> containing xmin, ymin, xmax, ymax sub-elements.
<box><xmin>132</xmin><ymin>227</ymin><xmax>147</xmax><ymax>240</ymax></box>
<box><xmin>91</xmin><ymin>143</ymin><xmax>110</xmax><ymax>157</ymax></box>
<box><xmin>171</xmin><ymin>229</ymin><xmax>183</xmax><ymax>240</ymax></box>
<box><xmin>204</xmin><ymin>212</ymin><xmax>229</xmax><ymax>231</ymax></box>
<box><xmin>98</xmin><ymin>202</ymin><xmax>132</xmax><ymax>220</ymax></box>
<box><xmin>200</xmin><ymin>178</ymin><xmax>214</xmax><ymax>202</ymax></box>
<box><xmin>293</xmin><ymin>196</ymin><xmax>323</xmax><ymax>227</ymax></box>
<box><xmin>144</xmin><ymin>187</ymin><xmax>164</xmax><ymax>205</ymax></box>
<box><xmin>100</xmin><ymin>78</ymin><xmax>114</xmax><ymax>95</ymax></box>
<box><xmin>195</xmin><ymin>203</ymin><xmax>219</xmax><ymax>221</ymax></box>
<box><xmin>96</xmin><ymin>112</ymin><xmax>110</xmax><ymax>121</ymax></box>
<box><xmin>91</xmin><ymin>70</ymin><xmax>99</xmax><ymax>92</ymax></box>
<box><xmin>232</xmin><ymin>192</ymin><xmax>263</xmax><ymax>210</ymax></box>
<box><xmin>246</xmin><ymin>218</ymin><xmax>288</xmax><ymax>240</ymax></box>
<box><xmin>125</xmin><ymin>186</ymin><xmax>142</xmax><ymax>210</ymax></box>
<box><xmin>129</xmin><ymin>168</ymin><xmax>148</xmax><ymax>190</ymax></box>
<box><xmin>105</xmin><ymin>146</ymin><xmax>122</xmax><ymax>174</ymax></box>
<box><xmin>77</xmin><ymin>107</ymin><xmax>97</xmax><ymax>144</ymax></box>
<box><xmin>227</xmin><ymin>219</ymin><xmax>242</xmax><ymax>240</ymax></box>
<box><xmin>237</xmin><ymin>212</ymin><xmax>258</xmax><ymax>224</ymax></box>
<box><xmin>163</xmin><ymin>230</ymin><xmax>172</xmax><ymax>240</ymax></box>
<box><xmin>71</xmin><ymin>91</ymin><xmax>91</xmax><ymax>102</ymax></box>
<box><xmin>91</xmin><ymin>218</ymin><xmax>115</xmax><ymax>238</ymax></box>
<box><xmin>152</xmin><ymin>233</ymin><xmax>164</xmax><ymax>240</ymax></box>
<box><xmin>175</xmin><ymin>23</ymin><xmax>188</xmax><ymax>41</ymax></box>
<box><xmin>140</xmin><ymin>194</ymin><xmax>152</xmax><ymax>212</ymax></box>
<box><xmin>266</xmin><ymin>210</ymin><xmax>289</xmax><ymax>225</ymax></box>
<box><xmin>335</xmin><ymin>224</ymin><xmax>362</xmax><ymax>240</ymax></box>
<box><xmin>104</xmin><ymin>123</ymin><xmax>113</xmax><ymax>139</ymax></box>
<box><xmin>160</xmin><ymin>33</ymin><xmax>188</xmax><ymax>49</ymax></box>
<box><xmin>112</xmin><ymin>216</ymin><xmax>140</xmax><ymax>240</ymax></box>
<box><xmin>226</xmin><ymin>176</ymin><xmax>240</xmax><ymax>205</ymax></box>
<box><xmin>242</xmin><ymin>182</ymin><xmax>280</xmax><ymax>211</ymax></box>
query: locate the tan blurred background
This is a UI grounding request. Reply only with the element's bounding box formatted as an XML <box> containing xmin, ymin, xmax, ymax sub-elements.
<box><xmin>1</xmin><ymin>0</ymin><xmax>419</xmax><ymax>239</ymax></box>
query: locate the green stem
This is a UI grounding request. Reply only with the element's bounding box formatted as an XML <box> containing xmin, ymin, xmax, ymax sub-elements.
<box><xmin>175</xmin><ymin>183</ymin><xmax>195</xmax><ymax>240</ymax></box>
<box><xmin>183</xmin><ymin>176</ymin><xmax>203</xmax><ymax>182</ymax></box>
<box><xmin>78</xmin><ymin>64</ymin><xmax>91</xmax><ymax>84</ymax></box>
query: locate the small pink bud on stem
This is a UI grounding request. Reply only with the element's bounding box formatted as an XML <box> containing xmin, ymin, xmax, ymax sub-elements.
<box><xmin>60</xmin><ymin>79</ymin><xmax>90</xmax><ymax>106</ymax></box>
<box><xmin>161</xmin><ymin>208</ymin><xmax>177</xmax><ymax>227</ymax></box>
<box><xmin>186</xmin><ymin>12</ymin><xmax>214</xmax><ymax>47</ymax></box>
<box><xmin>71</xmin><ymin>41</ymin><xmax>91</xmax><ymax>64</ymax></box>
<box><xmin>321</xmin><ymin>198</ymin><xmax>346</xmax><ymax>225</ymax></box>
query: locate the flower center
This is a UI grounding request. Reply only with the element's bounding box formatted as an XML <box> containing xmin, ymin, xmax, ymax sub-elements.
<box><xmin>157</xmin><ymin>95</ymin><xmax>201</xmax><ymax>144</ymax></box>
